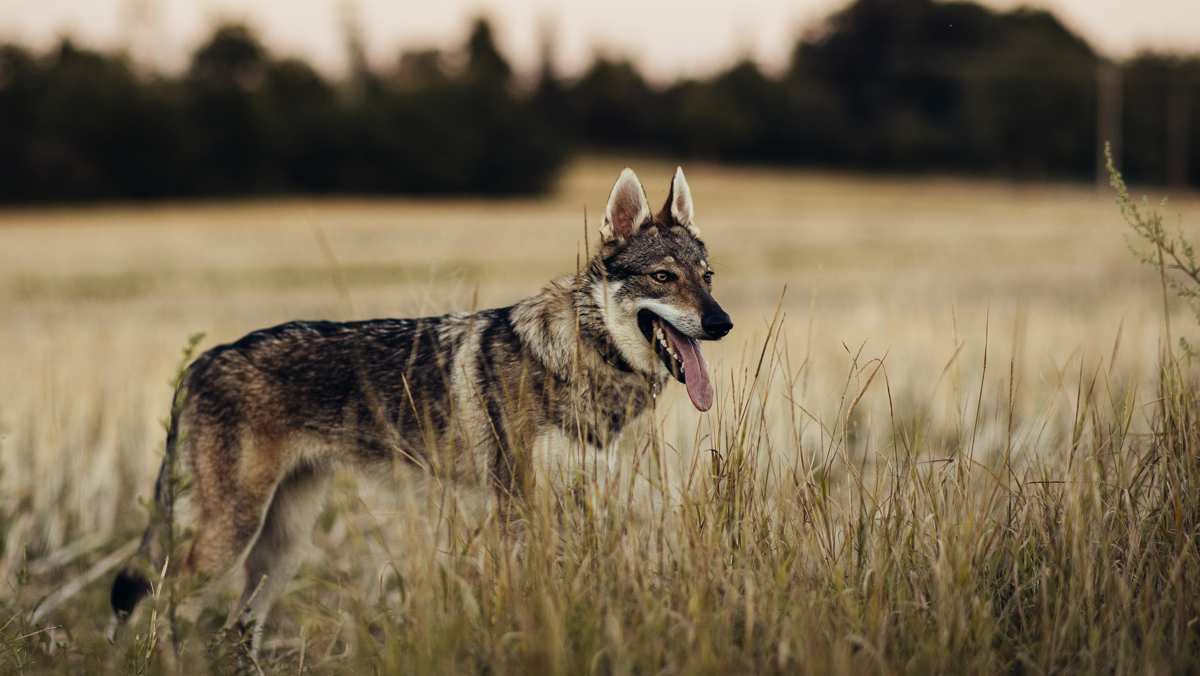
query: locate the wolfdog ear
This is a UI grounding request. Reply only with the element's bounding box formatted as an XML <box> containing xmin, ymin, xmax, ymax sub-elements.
<box><xmin>601</xmin><ymin>168</ymin><xmax>651</xmax><ymax>241</ymax></box>
<box><xmin>660</xmin><ymin>166</ymin><xmax>700</xmax><ymax>237</ymax></box>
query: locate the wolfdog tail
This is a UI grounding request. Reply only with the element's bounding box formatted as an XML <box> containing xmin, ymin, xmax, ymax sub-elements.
<box><xmin>108</xmin><ymin>387</ymin><xmax>186</xmax><ymax>636</ymax></box>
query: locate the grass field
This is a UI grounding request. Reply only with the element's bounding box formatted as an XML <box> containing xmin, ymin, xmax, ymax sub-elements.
<box><xmin>2</xmin><ymin>158</ymin><xmax>1200</xmax><ymax>674</ymax></box>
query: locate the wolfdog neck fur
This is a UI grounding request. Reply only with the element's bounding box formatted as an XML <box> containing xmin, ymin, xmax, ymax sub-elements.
<box><xmin>109</xmin><ymin>166</ymin><xmax>732</xmax><ymax>656</ymax></box>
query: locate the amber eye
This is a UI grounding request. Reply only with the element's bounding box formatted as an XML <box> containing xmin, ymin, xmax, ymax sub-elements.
<box><xmin>650</xmin><ymin>270</ymin><xmax>676</xmax><ymax>283</ymax></box>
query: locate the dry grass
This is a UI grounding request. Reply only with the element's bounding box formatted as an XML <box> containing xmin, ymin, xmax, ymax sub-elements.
<box><xmin>2</xmin><ymin>158</ymin><xmax>1199</xmax><ymax>673</ymax></box>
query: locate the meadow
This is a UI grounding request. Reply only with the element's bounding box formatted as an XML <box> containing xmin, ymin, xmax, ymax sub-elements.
<box><xmin>2</xmin><ymin>158</ymin><xmax>1199</xmax><ymax>674</ymax></box>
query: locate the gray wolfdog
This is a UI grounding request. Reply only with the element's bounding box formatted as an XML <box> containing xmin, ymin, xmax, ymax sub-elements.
<box><xmin>109</xmin><ymin>167</ymin><xmax>732</xmax><ymax>654</ymax></box>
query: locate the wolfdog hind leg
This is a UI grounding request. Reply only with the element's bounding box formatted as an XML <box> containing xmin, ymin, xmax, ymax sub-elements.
<box><xmin>235</xmin><ymin>464</ymin><xmax>331</xmax><ymax>656</ymax></box>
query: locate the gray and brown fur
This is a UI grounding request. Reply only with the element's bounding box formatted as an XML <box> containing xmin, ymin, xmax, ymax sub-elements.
<box><xmin>109</xmin><ymin>167</ymin><xmax>732</xmax><ymax>654</ymax></box>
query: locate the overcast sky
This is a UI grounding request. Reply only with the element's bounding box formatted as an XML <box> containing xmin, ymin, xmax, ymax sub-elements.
<box><xmin>3</xmin><ymin>0</ymin><xmax>1199</xmax><ymax>81</ymax></box>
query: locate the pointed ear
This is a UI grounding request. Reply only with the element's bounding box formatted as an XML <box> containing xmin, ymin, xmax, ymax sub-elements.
<box><xmin>601</xmin><ymin>168</ymin><xmax>651</xmax><ymax>241</ymax></box>
<box><xmin>660</xmin><ymin>166</ymin><xmax>700</xmax><ymax>236</ymax></box>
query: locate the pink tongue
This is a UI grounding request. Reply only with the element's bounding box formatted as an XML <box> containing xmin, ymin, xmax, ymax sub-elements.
<box><xmin>662</xmin><ymin>321</ymin><xmax>714</xmax><ymax>411</ymax></box>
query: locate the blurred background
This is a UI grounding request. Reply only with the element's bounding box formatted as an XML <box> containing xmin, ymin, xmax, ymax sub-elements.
<box><xmin>1</xmin><ymin>0</ymin><xmax>1199</xmax><ymax>201</ymax></box>
<box><xmin>5</xmin><ymin>5</ymin><xmax>1200</xmax><ymax>671</ymax></box>
<box><xmin>3</xmin><ymin>2</ymin><xmax>1200</xmax><ymax>663</ymax></box>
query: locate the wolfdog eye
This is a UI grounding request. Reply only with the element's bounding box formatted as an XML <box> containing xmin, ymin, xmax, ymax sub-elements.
<box><xmin>650</xmin><ymin>270</ymin><xmax>676</xmax><ymax>283</ymax></box>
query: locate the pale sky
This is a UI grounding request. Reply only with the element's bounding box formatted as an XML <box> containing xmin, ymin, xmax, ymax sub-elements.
<box><xmin>2</xmin><ymin>0</ymin><xmax>1198</xmax><ymax>82</ymax></box>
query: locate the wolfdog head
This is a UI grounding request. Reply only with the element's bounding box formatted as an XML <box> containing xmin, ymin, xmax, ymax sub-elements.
<box><xmin>591</xmin><ymin>167</ymin><xmax>733</xmax><ymax>411</ymax></box>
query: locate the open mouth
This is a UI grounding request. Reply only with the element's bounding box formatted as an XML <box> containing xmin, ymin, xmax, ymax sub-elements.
<box><xmin>637</xmin><ymin>310</ymin><xmax>714</xmax><ymax>411</ymax></box>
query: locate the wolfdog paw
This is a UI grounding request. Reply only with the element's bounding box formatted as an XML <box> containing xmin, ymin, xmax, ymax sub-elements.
<box><xmin>206</xmin><ymin>621</ymin><xmax>261</xmax><ymax>676</ymax></box>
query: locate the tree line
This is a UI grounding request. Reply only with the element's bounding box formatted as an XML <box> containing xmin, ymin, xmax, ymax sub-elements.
<box><xmin>1</xmin><ymin>0</ymin><xmax>1197</xmax><ymax>203</ymax></box>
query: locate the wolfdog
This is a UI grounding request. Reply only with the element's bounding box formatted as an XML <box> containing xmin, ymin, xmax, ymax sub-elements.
<box><xmin>109</xmin><ymin>167</ymin><xmax>732</xmax><ymax>654</ymax></box>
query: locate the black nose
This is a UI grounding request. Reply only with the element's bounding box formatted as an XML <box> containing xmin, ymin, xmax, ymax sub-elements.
<box><xmin>702</xmin><ymin>311</ymin><xmax>733</xmax><ymax>339</ymax></box>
